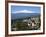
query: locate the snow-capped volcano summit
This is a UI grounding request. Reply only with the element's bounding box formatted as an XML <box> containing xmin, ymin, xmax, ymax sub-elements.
<box><xmin>12</xmin><ymin>10</ymin><xmax>36</xmax><ymax>14</ymax></box>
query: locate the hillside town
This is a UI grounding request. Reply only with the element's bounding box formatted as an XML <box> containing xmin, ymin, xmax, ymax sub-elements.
<box><xmin>11</xmin><ymin>16</ymin><xmax>40</xmax><ymax>31</ymax></box>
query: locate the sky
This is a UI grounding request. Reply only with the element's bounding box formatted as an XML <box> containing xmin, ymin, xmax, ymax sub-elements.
<box><xmin>11</xmin><ymin>6</ymin><xmax>41</xmax><ymax>14</ymax></box>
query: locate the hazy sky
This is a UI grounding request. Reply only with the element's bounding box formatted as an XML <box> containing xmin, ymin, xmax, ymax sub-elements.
<box><xmin>11</xmin><ymin>6</ymin><xmax>41</xmax><ymax>13</ymax></box>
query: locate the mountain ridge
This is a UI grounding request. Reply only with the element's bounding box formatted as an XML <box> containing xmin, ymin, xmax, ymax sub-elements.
<box><xmin>11</xmin><ymin>13</ymin><xmax>40</xmax><ymax>20</ymax></box>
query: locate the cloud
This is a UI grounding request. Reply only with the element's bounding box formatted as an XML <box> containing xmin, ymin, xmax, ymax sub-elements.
<box><xmin>12</xmin><ymin>10</ymin><xmax>36</xmax><ymax>13</ymax></box>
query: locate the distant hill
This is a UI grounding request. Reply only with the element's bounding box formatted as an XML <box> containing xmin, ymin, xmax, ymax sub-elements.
<box><xmin>11</xmin><ymin>13</ymin><xmax>40</xmax><ymax>20</ymax></box>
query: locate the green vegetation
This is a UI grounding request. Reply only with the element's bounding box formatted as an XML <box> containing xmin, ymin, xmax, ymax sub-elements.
<box><xmin>11</xmin><ymin>16</ymin><xmax>41</xmax><ymax>31</ymax></box>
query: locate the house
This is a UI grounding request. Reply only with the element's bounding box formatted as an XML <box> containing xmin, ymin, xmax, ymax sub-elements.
<box><xmin>22</xmin><ymin>17</ymin><xmax>36</xmax><ymax>27</ymax></box>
